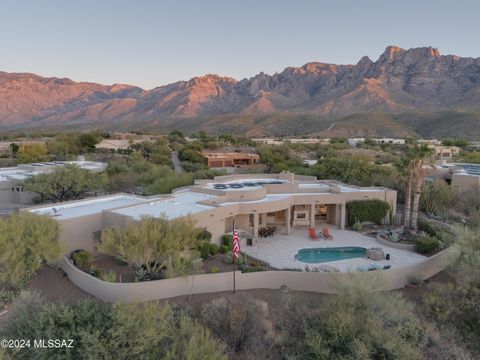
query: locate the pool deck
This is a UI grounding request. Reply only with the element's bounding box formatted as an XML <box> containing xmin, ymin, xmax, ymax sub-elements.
<box><xmin>241</xmin><ymin>227</ymin><xmax>427</xmax><ymax>272</ymax></box>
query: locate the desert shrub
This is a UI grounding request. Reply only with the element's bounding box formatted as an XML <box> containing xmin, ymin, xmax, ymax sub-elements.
<box><xmin>101</xmin><ymin>270</ymin><xmax>117</xmax><ymax>283</ymax></box>
<box><xmin>346</xmin><ymin>199</ymin><xmax>390</xmax><ymax>226</ymax></box>
<box><xmin>352</xmin><ymin>221</ymin><xmax>363</xmax><ymax>231</ymax></box>
<box><xmin>415</xmin><ymin>235</ymin><xmax>441</xmax><ymax>255</ymax></box>
<box><xmin>209</xmin><ymin>266</ymin><xmax>219</xmax><ymax>274</ymax></box>
<box><xmin>424</xmin><ymin>229</ymin><xmax>480</xmax><ymax>355</ymax></box>
<box><xmin>218</xmin><ymin>245</ymin><xmax>229</xmax><ymax>254</ymax></box>
<box><xmin>299</xmin><ymin>277</ymin><xmax>427</xmax><ymax>360</ymax></box>
<box><xmin>209</xmin><ymin>243</ymin><xmax>219</xmax><ymax>255</ymax></box>
<box><xmin>2</xmin><ymin>292</ymin><xmax>226</xmax><ymax>360</ymax></box>
<box><xmin>223</xmin><ymin>253</ymin><xmax>233</xmax><ymax>265</ymax></box>
<box><xmin>198</xmin><ymin>243</ymin><xmax>211</xmax><ymax>260</ymax></box>
<box><xmin>0</xmin><ymin>289</ymin><xmax>16</xmax><ymax>310</ymax></box>
<box><xmin>235</xmin><ymin>255</ymin><xmax>245</xmax><ymax>266</ymax></box>
<box><xmin>241</xmin><ymin>266</ymin><xmax>265</xmax><ymax>273</ymax></box>
<box><xmin>418</xmin><ymin>218</ymin><xmax>439</xmax><ymax>237</ymax></box>
<box><xmin>196</xmin><ymin>228</ymin><xmax>213</xmax><ymax>242</ymax></box>
<box><xmin>222</xmin><ymin>234</ymin><xmax>233</xmax><ymax>250</ymax></box>
<box><xmin>201</xmin><ymin>297</ymin><xmax>275</xmax><ymax>356</ymax></box>
<box><xmin>89</xmin><ymin>265</ymin><xmax>102</xmax><ymax>278</ymax></box>
<box><xmin>71</xmin><ymin>250</ymin><xmax>93</xmax><ymax>271</ymax></box>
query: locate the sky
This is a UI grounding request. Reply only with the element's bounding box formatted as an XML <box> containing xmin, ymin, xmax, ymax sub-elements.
<box><xmin>0</xmin><ymin>0</ymin><xmax>478</xmax><ymax>89</ymax></box>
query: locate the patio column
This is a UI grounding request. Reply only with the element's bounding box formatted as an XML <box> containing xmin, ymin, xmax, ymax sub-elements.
<box><xmin>339</xmin><ymin>203</ymin><xmax>346</xmax><ymax>230</ymax></box>
<box><xmin>310</xmin><ymin>204</ymin><xmax>315</xmax><ymax>228</ymax></box>
<box><xmin>285</xmin><ymin>207</ymin><xmax>291</xmax><ymax>234</ymax></box>
<box><xmin>253</xmin><ymin>212</ymin><xmax>259</xmax><ymax>237</ymax></box>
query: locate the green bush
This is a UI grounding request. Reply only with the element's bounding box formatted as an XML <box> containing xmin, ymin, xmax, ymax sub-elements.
<box><xmin>198</xmin><ymin>244</ymin><xmax>210</xmax><ymax>260</ymax></box>
<box><xmin>196</xmin><ymin>228</ymin><xmax>212</xmax><ymax>242</ymax></box>
<box><xmin>223</xmin><ymin>252</ymin><xmax>233</xmax><ymax>265</ymax></box>
<box><xmin>209</xmin><ymin>266</ymin><xmax>220</xmax><ymax>273</ymax></box>
<box><xmin>346</xmin><ymin>199</ymin><xmax>390</xmax><ymax>226</ymax></box>
<box><xmin>101</xmin><ymin>270</ymin><xmax>117</xmax><ymax>283</ymax></box>
<box><xmin>0</xmin><ymin>289</ymin><xmax>16</xmax><ymax>310</ymax></box>
<box><xmin>89</xmin><ymin>265</ymin><xmax>102</xmax><ymax>278</ymax></box>
<box><xmin>415</xmin><ymin>236</ymin><xmax>440</xmax><ymax>255</ymax></box>
<box><xmin>209</xmin><ymin>243</ymin><xmax>219</xmax><ymax>255</ymax></box>
<box><xmin>235</xmin><ymin>255</ymin><xmax>245</xmax><ymax>266</ymax></box>
<box><xmin>241</xmin><ymin>266</ymin><xmax>265</xmax><ymax>273</ymax></box>
<box><xmin>71</xmin><ymin>250</ymin><xmax>93</xmax><ymax>270</ymax></box>
<box><xmin>218</xmin><ymin>245</ymin><xmax>229</xmax><ymax>254</ymax></box>
<box><xmin>352</xmin><ymin>221</ymin><xmax>363</xmax><ymax>231</ymax></box>
<box><xmin>222</xmin><ymin>234</ymin><xmax>233</xmax><ymax>250</ymax></box>
<box><xmin>417</xmin><ymin>218</ymin><xmax>438</xmax><ymax>237</ymax></box>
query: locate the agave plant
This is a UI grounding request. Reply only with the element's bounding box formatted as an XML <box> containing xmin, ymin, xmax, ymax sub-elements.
<box><xmin>387</xmin><ymin>231</ymin><xmax>400</xmax><ymax>243</ymax></box>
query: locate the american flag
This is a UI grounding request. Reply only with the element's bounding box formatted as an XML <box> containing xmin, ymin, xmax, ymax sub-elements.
<box><xmin>232</xmin><ymin>225</ymin><xmax>240</xmax><ymax>259</ymax></box>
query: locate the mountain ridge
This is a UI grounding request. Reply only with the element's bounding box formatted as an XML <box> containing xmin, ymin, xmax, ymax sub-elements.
<box><xmin>1</xmin><ymin>46</ymin><xmax>480</xmax><ymax>136</ymax></box>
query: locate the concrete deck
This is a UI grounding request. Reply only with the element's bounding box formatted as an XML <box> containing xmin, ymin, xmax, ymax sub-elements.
<box><xmin>241</xmin><ymin>227</ymin><xmax>427</xmax><ymax>272</ymax></box>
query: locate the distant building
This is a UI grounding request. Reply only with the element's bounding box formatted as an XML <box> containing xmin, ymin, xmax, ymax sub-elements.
<box><xmin>252</xmin><ymin>138</ymin><xmax>330</xmax><ymax>145</ymax></box>
<box><xmin>94</xmin><ymin>139</ymin><xmax>144</xmax><ymax>151</ymax></box>
<box><xmin>0</xmin><ymin>161</ymin><xmax>106</xmax><ymax>208</ymax></box>
<box><xmin>418</xmin><ymin>139</ymin><xmax>442</xmax><ymax>146</ymax></box>
<box><xmin>348</xmin><ymin>138</ymin><xmax>406</xmax><ymax>147</ymax></box>
<box><xmin>202</xmin><ymin>151</ymin><xmax>260</xmax><ymax>168</ymax></box>
<box><xmin>428</xmin><ymin>145</ymin><xmax>460</xmax><ymax>160</ymax></box>
<box><xmin>429</xmin><ymin>161</ymin><xmax>480</xmax><ymax>189</ymax></box>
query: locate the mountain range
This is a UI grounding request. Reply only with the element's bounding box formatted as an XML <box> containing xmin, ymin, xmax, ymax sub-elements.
<box><xmin>1</xmin><ymin>46</ymin><xmax>480</xmax><ymax>138</ymax></box>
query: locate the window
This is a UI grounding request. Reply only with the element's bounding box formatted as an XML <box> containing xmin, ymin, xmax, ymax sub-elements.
<box><xmin>249</xmin><ymin>214</ymin><xmax>254</xmax><ymax>227</ymax></box>
<box><xmin>297</xmin><ymin>213</ymin><xmax>306</xmax><ymax>219</ymax></box>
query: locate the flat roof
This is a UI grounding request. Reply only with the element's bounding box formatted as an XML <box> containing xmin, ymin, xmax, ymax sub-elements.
<box><xmin>110</xmin><ymin>190</ymin><xmax>217</xmax><ymax>220</ymax></box>
<box><xmin>0</xmin><ymin>161</ymin><xmax>106</xmax><ymax>182</ymax></box>
<box><xmin>28</xmin><ymin>195</ymin><xmax>145</xmax><ymax>220</ymax></box>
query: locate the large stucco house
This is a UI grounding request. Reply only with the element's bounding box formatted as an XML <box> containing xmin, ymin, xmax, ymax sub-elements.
<box><xmin>26</xmin><ymin>173</ymin><xmax>397</xmax><ymax>254</ymax></box>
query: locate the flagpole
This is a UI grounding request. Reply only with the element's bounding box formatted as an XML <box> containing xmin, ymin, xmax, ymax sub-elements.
<box><xmin>232</xmin><ymin>218</ymin><xmax>236</xmax><ymax>294</ymax></box>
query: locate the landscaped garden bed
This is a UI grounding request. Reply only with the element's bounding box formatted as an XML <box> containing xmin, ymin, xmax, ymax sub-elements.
<box><xmin>69</xmin><ymin>233</ymin><xmax>271</xmax><ymax>284</ymax></box>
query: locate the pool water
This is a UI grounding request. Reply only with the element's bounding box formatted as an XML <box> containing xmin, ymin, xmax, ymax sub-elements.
<box><xmin>295</xmin><ymin>246</ymin><xmax>366</xmax><ymax>263</ymax></box>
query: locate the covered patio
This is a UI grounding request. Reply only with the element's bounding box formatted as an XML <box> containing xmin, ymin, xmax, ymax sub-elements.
<box><xmin>240</xmin><ymin>227</ymin><xmax>427</xmax><ymax>272</ymax></box>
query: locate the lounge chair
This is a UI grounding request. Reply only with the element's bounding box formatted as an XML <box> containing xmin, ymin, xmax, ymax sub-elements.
<box><xmin>308</xmin><ymin>227</ymin><xmax>318</xmax><ymax>240</ymax></box>
<box><xmin>322</xmin><ymin>227</ymin><xmax>333</xmax><ymax>240</ymax></box>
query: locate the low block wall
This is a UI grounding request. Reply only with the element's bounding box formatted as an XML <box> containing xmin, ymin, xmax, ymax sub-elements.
<box><xmin>60</xmin><ymin>245</ymin><xmax>459</xmax><ymax>303</ymax></box>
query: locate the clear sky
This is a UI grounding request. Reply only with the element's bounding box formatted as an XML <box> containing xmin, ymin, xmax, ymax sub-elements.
<box><xmin>1</xmin><ymin>0</ymin><xmax>478</xmax><ymax>89</ymax></box>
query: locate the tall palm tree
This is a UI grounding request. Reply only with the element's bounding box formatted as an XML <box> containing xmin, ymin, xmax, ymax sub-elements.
<box><xmin>408</xmin><ymin>145</ymin><xmax>433</xmax><ymax>233</ymax></box>
<box><xmin>396</xmin><ymin>157</ymin><xmax>413</xmax><ymax>230</ymax></box>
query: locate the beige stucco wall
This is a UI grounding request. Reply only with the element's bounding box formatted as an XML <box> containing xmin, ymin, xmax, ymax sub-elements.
<box><xmin>60</xmin><ymin>245</ymin><xmax>459</xmax><ymax>303</ymax></box>
<box><xmin>57</xmin><ymin>213</ymin><xmax>105</xmax><ymax>254</ymax></box>
<box><xmin>451</xmin><ymin>174</ymin><xmax>480</xmax><ymax>189</ymax></box>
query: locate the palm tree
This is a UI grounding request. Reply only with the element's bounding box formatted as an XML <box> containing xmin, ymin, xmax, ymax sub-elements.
<box><xmin>408</xmin><ymin>145</ymin><xmax>433</xmax><ymax>233</ymax></box>
<box><xmin>395</xmin><ymin>157</ymin><xmax>413</xmax><ymax>230</ymax></box>
<box><xmin>397</xmin><ymin>144</ymin><xmax>433</xmax><ymax>233</ymax></box>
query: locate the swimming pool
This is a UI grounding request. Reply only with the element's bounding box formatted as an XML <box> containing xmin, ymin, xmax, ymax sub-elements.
<box><xmin>295</xmin><ymin>246</ymin><xmax>366</xmax><ymax>263</ymax></box>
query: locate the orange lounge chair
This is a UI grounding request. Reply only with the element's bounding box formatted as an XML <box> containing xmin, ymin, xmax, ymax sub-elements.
<box><xmin>322</xmin><ymin>227</ymin><xmax>333</xmax><ymax>240</ymax></box>
<box><xmin>308</xmin><ymin>227</ymin><xmax>318</xmax><ymax>240</ymax></box>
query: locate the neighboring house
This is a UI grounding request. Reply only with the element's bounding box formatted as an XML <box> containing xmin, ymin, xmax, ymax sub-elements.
<box><xmin>27</xmin><ymin>172</ymin><xmax>397</xmax><ymax>254</ymax></box>
<box><xmin>429</xmin><ymin>145</ymin><xmax>460</xmax><ymax>160</ymax></box>
<box><xmin>252</xmin><ymin>138</ymin><xmax>330</xmax><ymax>145</ymax></box>
<box><xmin>429</xmin><ymin>161</ymin><xmax>480</xmax><ymax>189</ymax></box>
<box><xmin>0</xmin><ymin>161</ymin><xmax>106</xmax><ymax>208</ymax></box>
<box><xmin>94</xmin><ymin>139</ymin><xmax>142</xmax><ymax>151</ymax></box>
<box><xmin>348</xmin><ymin>138</ymin><xmax>406</xmax><ymax>146</ymax></box>
<box><xmin>202</xmin><ymin>151</ymin><xmax>260</xmax><ymax>168</ymax></box>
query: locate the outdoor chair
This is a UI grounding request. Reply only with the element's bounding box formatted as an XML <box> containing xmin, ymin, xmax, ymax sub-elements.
<box><xmin>308</xmin><ymin>227</ymin><xmax>318</xmax><ymax>240</ymax></box>
<box><xmin>322</xmin><ymin>227</ymin><xmax>333</xmax><ymax>240</ymax></box>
